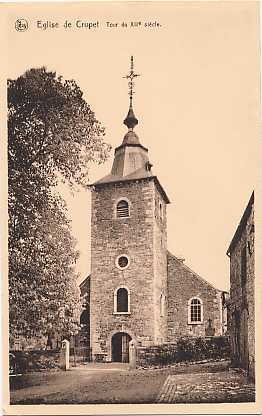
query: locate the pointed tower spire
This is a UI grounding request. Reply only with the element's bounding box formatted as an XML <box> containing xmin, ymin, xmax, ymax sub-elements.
<box><xmin>123</xmin><ymin>56</ymin><xmax>140</xmax><ymax>130</ymax></box>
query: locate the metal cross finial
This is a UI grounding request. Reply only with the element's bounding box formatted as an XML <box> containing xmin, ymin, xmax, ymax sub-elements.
<box><xmin>123</xmin><ymin>56</ymin><xmax>140</xmax><ymax>101</ymax></box>
<box><xmin>123</xmin><ymin>56</ymin><xmax>140</xmax><ymax>130</ymax></box>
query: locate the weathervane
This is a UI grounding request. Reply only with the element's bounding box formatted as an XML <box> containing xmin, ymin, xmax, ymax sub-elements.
<box><xmin>123</xmin><ymin>56</ymin><xmax>140</xmax><ymax>102</ymax></box>
<box><xmin>123</xmin><ymin>56</ymin><xmax>140</xmax><ymax>130</ymax></box>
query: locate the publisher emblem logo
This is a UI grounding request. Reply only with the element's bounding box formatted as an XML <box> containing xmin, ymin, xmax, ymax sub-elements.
<box><xmin>15</xmin><ymin>19</ymin><xmax>28</xmax><ymax>32</ymax></box>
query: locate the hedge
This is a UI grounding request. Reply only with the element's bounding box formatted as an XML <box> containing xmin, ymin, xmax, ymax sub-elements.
<box><xmin>137</xmin><ymin>336</ymin><xmax>230</xmax><ymax>367</ymax></box>
<box><xmin>9</xmin><ymin>349</ymin><xmax>61</xmax><ymax>374</ymax></box>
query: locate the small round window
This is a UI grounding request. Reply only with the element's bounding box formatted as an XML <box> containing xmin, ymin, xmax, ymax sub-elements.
<box><xmin>116</xmin><ymin>255</ymin><xmax>129</xmax><ymax>270</ymax></box>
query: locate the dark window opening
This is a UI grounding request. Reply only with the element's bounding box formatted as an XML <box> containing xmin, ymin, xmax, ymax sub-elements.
<box><xmin>117</xmin><ymin>288</ymin><xmax>128</xmax><ymax>312</ymax></box>
<box><xmin>159</xmin><ymin>202</ymin><xmax>163</xmax><ymax>221</ymax></box>
<box><xmin>118</xmin><ymin>256</ymin><xmax>129</xmax><ymax>269</ymax></box>
<box><xmin>80</xmin><ymin>309</ymin><xmax>89</xmax><ymax>326</ymax></box>
<box><xmin>117</xmin><ymin>200</ymin><xmax>129</xmax><ymax>218</ymax></box>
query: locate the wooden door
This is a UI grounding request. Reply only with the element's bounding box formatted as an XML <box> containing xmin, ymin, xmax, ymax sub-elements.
<box><xmin>121</xmin><ymin>333</ymin><xmax>131</xmax><ymax>363</ymax></box>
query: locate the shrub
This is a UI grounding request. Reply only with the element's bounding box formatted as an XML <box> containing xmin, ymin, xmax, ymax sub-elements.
<box><xmin>137</xmin><ymin>336</ymin><xmax>230</xmax><ymax>368</ymax></box>
<box><xmin>9</xmin><ymin>350</ymin><xmax>61</xmax><ymax>374</ymax></box>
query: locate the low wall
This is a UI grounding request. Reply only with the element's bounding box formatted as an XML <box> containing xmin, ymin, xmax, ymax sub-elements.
<box><xmin>137</xmin><ymin>336</ymin><xmax>230</xmax><ymax>368</ymax></box>
<box><xmin>9</xmin><ymin>349</ymin><xmax>61</xmax><ymax>374</ymax></box>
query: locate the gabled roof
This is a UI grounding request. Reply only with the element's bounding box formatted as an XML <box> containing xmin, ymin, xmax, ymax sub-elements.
<box><xmin>167</xmin><ymin>251</ymin><xmax>222</xmax><ymax>292</ymax></box>
<box><xmin>227</xmin><ymin>191</ymin><xmax>254</xmax><ymax>256</ymax></box>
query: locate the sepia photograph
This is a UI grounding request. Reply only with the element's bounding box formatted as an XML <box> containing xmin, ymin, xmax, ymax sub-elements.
<box><xmin>2</xmin><ymin>1</ymin><xmax>261</xmax><ymax>414</ymax></box>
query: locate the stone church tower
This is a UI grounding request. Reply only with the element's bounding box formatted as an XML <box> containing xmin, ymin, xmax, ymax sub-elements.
<box><xmin>90</xmin><ymin>57</ymin><xmax>170</xmax><ymax>362</ymax></box>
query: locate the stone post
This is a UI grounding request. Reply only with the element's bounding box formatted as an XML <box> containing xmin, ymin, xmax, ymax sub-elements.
<box><xmin>129</xmin><ymin>340</ymin><xmax>136</xmax><ymax>370</ymax></box>
<box><xmin>60</xmin><ymin>339</ymin><xmax>70</xmax><ymax>371</ymax></box>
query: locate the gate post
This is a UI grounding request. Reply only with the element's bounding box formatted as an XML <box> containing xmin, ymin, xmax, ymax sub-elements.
<box><xmin>129</xmin><ymin>340</ymin><xmax>136</xmax><ymax>370</ymax></box>
<box><xmin>60</xmin><ymin>339</ymin><xmax>70</xmax><ymax>371</ymax></box>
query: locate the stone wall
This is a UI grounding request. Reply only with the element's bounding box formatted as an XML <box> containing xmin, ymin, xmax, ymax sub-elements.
<box><xmin>90</xmin><ymin>178</ymin><xmax>168</xmax><ymax>359</ymax></box>
<box><xmin>167</xmin><ymin>253</ymin><xmax>223</xmax><ymax>341</ymax></box>
<box><xmin>152</xmin><ymin>185</ymin><xmax>168</xmax><ymax>344</ymax></box>
<box><xmin>227</xmin><ymin>193</ymin><xmax>254</xmax><ymax>381</ymax></box>
<box><xmin>89</xmin><ymin>170</ymin><xmax>225</xmax><ymax>361</ymax></box>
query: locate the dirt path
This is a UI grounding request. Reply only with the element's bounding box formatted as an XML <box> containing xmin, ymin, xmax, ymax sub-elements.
<box><xmin>10</xmin><ymin>360</ymin><xmax>255</xmax><ymax>404</ymax></box>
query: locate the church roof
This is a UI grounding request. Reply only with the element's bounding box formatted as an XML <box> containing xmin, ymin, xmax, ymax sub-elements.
<box><xmin>91</xmin><ymin>56</ymin><xmax>170</xmax><ymax>204</ymax></box>
<box><xmin>94</xmin><ymin>166</ymin><xmax>152</xmax><ymax>185</ymax></box>
<box><xmin>226</xmin><ymin>191</ymin><xmax>254</xmax><ymax>256</ymax></box>
<box><xmin>94</xmin><ymin>172</ymin><xmax>170</xmax><ymax>204</ymax></box>
<box><xmin>122</xmin><ymin>130</ymin><xmax>140</xmax><ymax>146</ymax></box>
<box><xmin>167</xmin><ymin>251</ymin><xmax>222</xmax><ymax>292</ymax></box>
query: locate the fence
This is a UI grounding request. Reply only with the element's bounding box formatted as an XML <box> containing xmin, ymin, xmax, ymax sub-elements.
<box><xmin>69</xmin><ymin>346</ymin><xmax>92</xmax><ymax>365</ymax></box>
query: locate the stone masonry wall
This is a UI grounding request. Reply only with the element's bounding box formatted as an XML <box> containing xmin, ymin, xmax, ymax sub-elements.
<box><xmin>167</xmin><ymin>253</ymin><xmax>222</xmax><ymax>341</ymax></box>
<box><xmin>153</xmin><ymin>185</ymin><xmax>168</xmax><ymax>344</ymax></box>
<box><xmin>247</xmin><ymin>205</ymin><xmax>255</xmax><ymax>380</ymax></box>
<box><xmin>90</xmin><ymin>178</ymin><xmax>159</xmax><ymax>360</ymax></box>
<box><xmin>228</xmin><ymin>200</ymin><xmax>254</xmax><ymax>380</ymax></box>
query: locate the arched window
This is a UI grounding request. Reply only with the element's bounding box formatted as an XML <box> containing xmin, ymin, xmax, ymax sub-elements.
<box><xmin>116</xmin><ymin>200</ymin><xmax>129</xmax><ymax>218</ymax></box>
<box><xmin>188</xmin><ymin>297</ymin><xmax>203</xmax><ymax>324</ymax></box>
<box><xmin>114</xmin><ymin>287</ymin><xmax>130</xmax><ymax>314</ymax></box>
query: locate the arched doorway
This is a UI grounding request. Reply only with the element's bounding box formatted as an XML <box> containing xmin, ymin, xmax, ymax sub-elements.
<box><xmin>111</xmin><ymin>332</ymin><xmax>131</xmax><ymax>362</ymax></box>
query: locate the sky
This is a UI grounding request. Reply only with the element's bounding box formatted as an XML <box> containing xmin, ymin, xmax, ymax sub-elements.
<box><xmin>7</xmin><ymin>1</ymin><xmax>260</xmax><ymax>291</ymax></box>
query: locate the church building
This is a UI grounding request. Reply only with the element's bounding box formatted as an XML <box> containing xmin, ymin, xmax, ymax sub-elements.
<box><xmin>86</xmin><ymin>57</ymin><xmax>226</xmax><ymax>362</ymax></box>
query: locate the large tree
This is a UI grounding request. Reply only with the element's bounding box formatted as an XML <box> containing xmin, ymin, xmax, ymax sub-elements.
<box><xmin>8</xmin><ymin>67</ymin><xmax>110</xmax><ymax>345</ymax></box>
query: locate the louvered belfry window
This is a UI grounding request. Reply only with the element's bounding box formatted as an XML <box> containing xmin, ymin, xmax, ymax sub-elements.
<box><xmin>116</xmin><ymin>200</ymin><xmax>129</xmax><ymax>218</ymax></box>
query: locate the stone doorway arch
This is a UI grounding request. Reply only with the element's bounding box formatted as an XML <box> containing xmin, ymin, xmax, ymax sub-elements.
<box><xmin>111</xmin><ymin>332</ymin><xmax>132</xmax><ymax>363</ymax></box>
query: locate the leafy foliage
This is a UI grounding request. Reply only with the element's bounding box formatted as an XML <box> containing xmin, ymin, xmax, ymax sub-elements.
<box><xmin>137</xmin><ymin>336</ymin><xmax>230</xmax><ymax>368</ymax></box>
<box><xmin>8</xmin><ymin>67</ymin><xmax>110</xmax><ymax>187</ymax></box>
<box><xmin>9</xmin><ymin>350</ymin><xmax>61</xmax><ymax>375</ymax></box>
<box><xmin>8</xmin><ymin>67</ymin><xmax>111</xmax><ymax>345</ymax></box>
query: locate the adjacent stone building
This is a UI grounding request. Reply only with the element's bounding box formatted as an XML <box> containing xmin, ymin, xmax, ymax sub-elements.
<box><xmin>86</xmin><ymin>58</ymin><xmax>227</xmax><ymax>362</ymax></box>
<box><xmin>227</xmin><ymin>192</ymin><xmax>255</xmax><ymax>381</ymax></box>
